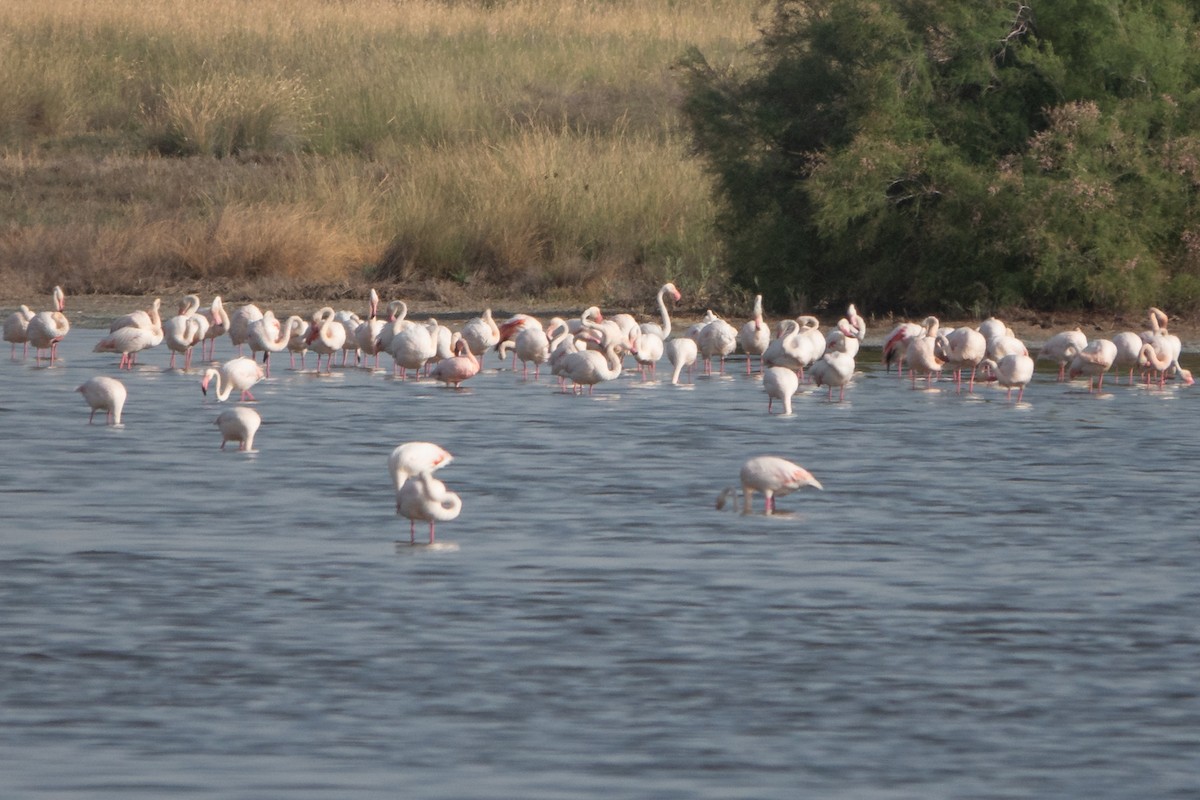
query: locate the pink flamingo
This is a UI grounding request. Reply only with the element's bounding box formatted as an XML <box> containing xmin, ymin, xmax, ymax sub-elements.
<box><xmin>717</xmin><ymin>456</ymin><xmax>823</xmax><ymax>515</ymax></box>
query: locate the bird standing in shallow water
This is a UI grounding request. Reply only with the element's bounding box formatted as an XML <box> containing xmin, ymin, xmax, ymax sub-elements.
<box><xmin>717</xmin><ymin>456</ymin><xmax>823</xmax><ymax>515</ymax></box>
<box><xmin>77</xmin><ymin>376</ymin><xmax>127</xmax><ymax>426</ymax></box>
<box><xmin>388</xmin><ymin>442</ymin><xmax>461</xmax><ymax>544</ymax></box>
<box><xmin>215</xmin><ymin>407</ymin><xmax>262</xmax><ymax>451</ymax></box>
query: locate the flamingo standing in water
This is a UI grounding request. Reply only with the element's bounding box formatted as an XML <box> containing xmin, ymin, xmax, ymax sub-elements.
<box><xmin>3</xmin><ymin>304</ymin><xmax>33</xmax><ymax>358</ymax></box>
<box><xmin>389</xmin><ymin>442</ymin><xmax>460</xmax><ymax>544</ymax></box>
<box><xmin>429</xmin><ymin>337</ymin><xmax>480</xmax><ymax>389</ymax></box>
<box><xmin>696</xmin><ymin>311</ymin><xmax>738</xmax><ymax>375</ymax></box>
<box><xmin>906</xmin><ymin>316</ymin><xmax>945</xmax><ymax>388</ymax></box>
<box><xmin>939</xmin><ymin>326</ymin><xmax>987</xmax><ymax>392</ymax></box>
<box><xmin>76</xmin><ymin>376</ymin><xmax>127</xmax><ymax>425</ymax></box>
<box><xmin>716</xmin><ymin>455</ymin><xmax>823</xmax><ymax>515</ymax></box>
<box><xmin>201</xmin><ymin>357</ymin><xmax>265</xmax><ymax>402</ymax></box>
<box><xmin>461</xmin><ymin>309</ymin><xmax>500</xmax><ymax>367</ymax></box>
<box><xmin>162</xmin><ymin>295</ymin><xmax>209</xmax><ymax>371</ymax></box>
<box><xmin>1111</xmin><ymin>331</ymin><xmax>1144</xmax><ymax>384</ymax></box>
<box><xmin>26</xmin><ymin>286</ymin><xmax>70</xmax><ymax>365</ymax></box>
<box><xmin>982</xmin><ymin>353</ymin><xmax>1035</xmax><ymax>402</ymax></box>
<box><xmin>559</xmin><ymin>338</ymin><xmax>626</xmax><ymax>395</ymax></box>
<box><xmin>215</xmin><ymin>407</ymin><xmax>262</xmax><ymax>451</ymax></box>
<box><xmin>665</xmin><ymin>336</ymin><xmax>699</xmax><ymax>385</ymax></box>
<box><xmin>639</xmin><ymin>282</ymin><xmax>682</xmax><ymax>340</ymax></box>
<box><xmin>809</xmin><ymin>330</ymin><xmax>856</xmax><ymax>402</ymax></box>
<box><xmin>93</xmin><ymin>325</ymin><xmax>162</xmax><ymax>369</ymax></box>
<box><xmin>738</xmin><ymin>294</ymin><xmax>770</xmax><ymax>375</ymax></box>
<box><xmin>763</xmin><ymin>366</ymin><xmax>799</xmax><ymax>415</ymax></box>
<box><xmin>305</xmin><ymin>306</ymin><xmax>347</xmax><ymax>373</ymax></box>
<box><xmin>198</xmin><ymin>296</ymin><xmax>230</xmax><ymax>360</ymax></box>
<box><xmin>1039</xmin><ymin>328</ymin><xmax>1088</xmax><ymax>381</ymax></box>
<box><xmin>1065</xmin><ymin>339</ymin><xmax>1117</xmax><ymax>393</ymax></box>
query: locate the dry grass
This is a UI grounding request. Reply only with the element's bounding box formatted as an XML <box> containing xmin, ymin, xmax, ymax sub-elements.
<box><xmin>0</xmin><ymin>0</ymin><xmax>760</xmax><ymax>308</ymax></box>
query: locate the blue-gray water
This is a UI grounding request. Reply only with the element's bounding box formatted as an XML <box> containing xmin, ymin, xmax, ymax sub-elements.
<box><xmin>1</xmin><ymin>327</ymin><xmax>1198</xmax><ymax>799</ymax></box>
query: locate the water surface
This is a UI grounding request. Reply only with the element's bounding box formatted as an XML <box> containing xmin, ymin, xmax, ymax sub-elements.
<box><xmin>1</xmin><ymin>329</ymin><xmax>1197</xmax><ymax>799</ymax></box>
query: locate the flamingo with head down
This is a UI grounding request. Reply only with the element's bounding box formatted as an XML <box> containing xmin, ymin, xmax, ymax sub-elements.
<box><xmin>76</xmin><ymin>376</ymin><xmax>127</xmax><ymax>426</ymax></box>
<box><xmin>389</xmin><ymin>442</ymin><xmax>460</xmax><ymax>545</ymax></box>
<box><xmin>201</xmin><ymin>357</ymin><xmax>265</xmax><ymax>402</ymax></box>
<box><xmin>716</xmin><ymin>455</ymin><xmax>823</xmax><ymax>515</ymax></box>
<box><xmin>215</xmin><ymin>407</ymin><xmax>262</xmax><ymax>451</ymax></box>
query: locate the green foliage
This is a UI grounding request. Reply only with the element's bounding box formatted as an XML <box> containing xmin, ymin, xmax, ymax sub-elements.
<box><xmin>681</xmin><ymin>0</ymin><xmax>1200</xmax><ymax>313</ymax></box>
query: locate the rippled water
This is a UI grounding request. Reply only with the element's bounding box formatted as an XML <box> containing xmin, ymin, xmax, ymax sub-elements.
<box><xmin>2</xmin><ymin>327</ymin><xmax>1198</xmax><ymax>799</ymax></box>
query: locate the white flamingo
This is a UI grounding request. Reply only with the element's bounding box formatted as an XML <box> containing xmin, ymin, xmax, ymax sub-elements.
<box><xmin>696</xmin><ymin>311</ymin><xmax>738</xmax><ymax>375</ymax></box>
<box><xmin>461</xmin><ymin>308</ymin><xmax>500</xmax><ymax>365</ymax></box>
<box><xmin>215</xmin><ymin>407</ymin><xmax>262</xmax><ymax>451</ymax></box>
<box><xmin>397</xmin><ymin>470</ymin><xmax>463</xmax><ymax>545</ymax></box>
<box><xmin>560</xmin><ymin>338</ymin><xmax>626</xmax><ymax>395</ymax></box>
<box><xmin>227</xmin><ymin>303</ymin><xmax>264</xmax><ymax>355</ymax></box>
<box><xmin>763</xmin><ymin>366</ymin><xmax>799</xmax><ymax>414</ymax></box>
<box><xmin>3</xmin><ymin>304</ymin><xmax>33</xmax><ymax>358</ymax></box>
<box><xmin>429</xmin><ymin>337</ymin><xmax>480</xmax><ymax>389</ymax></box>
<box><xmin>1039</xmin><ymin>328</ymin><xmax>1088</xmax><ymax>381</ymax></box>
<box><xmin>716</xmin><ymin>455</ymin><xmax>823</xmax><ymax>515</ymax></box>
<box><xmin>1066</xmin><ymin>339</ymin><xmax>1117</xmax><ymax>393</ymax></box>
<box><xmin>1111</xmin><ymin>331</ymin><xmax>1144</xmax><ymax>384</ymax></box>
<box><xmin>198</xmin><ymin>296</ymin><xmax>230</xmax><ymax>359</ymax></box>
<box><xmin>665</xmin><ymin>336</ymin><xmax>699</xmax><ymax>385</ymax></box>
<box><xmin>939</xmin><ymin>326</ymin><xmax>987</xmax><ymax>392</ymax></box>
<box><xmin>93</xmin><ymin>325</ymin><xmax>161</xmax><ymax>369</ymax></box>
<box><xmin>305</xmin><ymin>306</ymin><xmax>347</xmax><ymax>373</ymax></box>
<box><xmin>738</xmin><ymin>294</ymin><xmax>770</xmax><ymax>374</ymax></box>
<box><xmin>982</xmin><ymin>353</ymin><xmax>1035</xmax><ymax>402</ymax></box>
<box><xmin>26</xmin><ymin>286</ymin><xmax>70</xmax><ymax>365</ymax></box>
<box><xmin>201</xmin><ymin>357</ymin><xmax>265</xmax><ymax>402</ymax></box>
<box><xmin>76</xmin><ymin>376</ymin><xmax>127</xmax><ymax>426</ymax></box>
<box><xmin>809</xmin><ymin>331</ymin><xmax>856</xmax><ymax>402</ymax></box>
<box><xmin>639</xmin><ymin>282</ymin><xmax>681</xmax><ymax>339</ymax></box>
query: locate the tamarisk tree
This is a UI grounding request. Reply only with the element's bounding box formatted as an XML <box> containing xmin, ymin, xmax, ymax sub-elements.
<box><xmin>679</xmin><ymin>1</ymin><xmax>1200</xmax><ymax>313</ymax></box>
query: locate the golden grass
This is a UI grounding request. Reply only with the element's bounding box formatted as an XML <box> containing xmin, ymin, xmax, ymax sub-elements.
<box><xmin>0</xmin><ymin>0</ymin><xmax>761</xmax><ymax>306</ymax></box>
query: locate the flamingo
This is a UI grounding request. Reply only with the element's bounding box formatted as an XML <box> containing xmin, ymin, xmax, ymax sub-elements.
<box><xmin>3</xmin><ymin>304</ymin><xmax>33</xmax><ymax>358</ymax></box>
<box><xmin>716</xmin><ymin>455</ymin><xmax>823</xmax><ymax>515</ymax></box>
<box><xmin>982</xmin><ymin>353</ymin><xmax>1035</xmax><ymax>402</ymax></box>
<box><xmin>305</xmin><ymin>306</ymin><xmax>347</xmax><ymax>373</ymax></box>
<box><xmin>93</xmin><ymin>325</ymin><xmax>161</xmax><ymax>369</ymax></box>
<box><xmin>639</xmin><ymin>282</ymin><xmax>682</xmax><ymax>340</ymax></box>
<box><xmin>389</xmin><ymin>442</ymin><xmax>454</xmax><ymax>494</ymax></box>
<box><xmin>227</xmin><ymin>303</ymin><xmax>264</xmax><ymax>355</ymax></box>
<box><xmin>696</xmin><ymin>311</ymin><xmax>738</xmax><ymax>375</ymax></box>
<box><xmin>286</xmin><ymin>315</ymin><xmax>310</xmax><ymax>369</ymax></box>
<box><xmin>461</xmin><ymin>309</ymin><xmax>500</xmax><ymax>366</ymax></box>
<box><xmin>389</xmin><ymin>442</ymin><xmax>459</xmax><ymax>544</ymax></box>
<box><xmin>201</xmin><ymin>357</ymin><xmax>265</xmax><ymax>402</ymax></box>
<box><xmin>809</xmin><ymin>331</ymin><xmax>856</xmax><ymax>401</ymax></box>
<box><xmin>665</xmin><ymin>336</ymin><xmax>699</xmax><ymax>385</ymax></box>
<box><xmin>738</xmin><ymin>294</ymin><xmax>770</xmax><ymax>374</ymax></box>
<box><xmin>397</xmin><ymin>470</ymin><xmax>463</xmax><ymax>545</ymax></box>
<box><xmin>215</xmin><ymin>407</ymin><xmax>262</xmax><ymax>451</ymax></box>
<box><xmin>762</xmin><ymin>319</ymin><xmax>806</xmax><ymax>372</ymax></box>
<box><xmin>509</xmin><ymin>325</ymin><xmax>551</xmax><ymax>379</ymax></box>
<box><xmin>495</xmin><ymin>314</ymin><xmax>544</xmax><ymax>371</ymax></box>
<box><xmin>1066</xmin><ymin>339</ymin><xmax>1117</xmax><ymax>393</ymax></box>
<box><xmin>109</xmin><ymin>297</ymin><xmax>162</xmax><ymax>333</ymax></box>
<box><xmin>162</xmin><ymin>295</ymin><xmax>209</xmax><ymax>371</ymax></box>
<box><xmin>388</xmin><ymin>319</ymin><xmax>437</xmax><ymax>380</ymax></box>
<box><xmin>906</xmin><ymin>316</ymin><xmax>945</xmax><ymax>388</ymax></box>
<box><xmin>354</xmin><ymin>289</ymin><xmax>388</xmax><ymax>370</ymax></box>
<box><xmin>628</xmin><ymin>327</ymin><xmax>664</xmax><ymax>381</ymax></box>
<box><xmin>247</xmin><ymin>311</ymin><xmax>299</xmax><ymax>378</ymax></box>
<box><xmin>26</xmin><ymin>286</ymin><xmax>70</xmax><ymax>365</ymax></box>
<box><xmin>429</xmin><ymin>337</ymin><xmax>480</xmax><ymax>389</ymax></box>
<box><xmin>939</xmin><ymin>326</ymin><xmax>987</xmax><ymax>392</ymax></box>
<box><xmin>826</xmin><ymin>316</ymin><xmax>861</xmax><ymax>359</ymax></box>
<box><xmin>559</xmin><ymin>337</ymin><xmax>627</xmax><ymax>395</ymax></box>
<box><xmin>1111</xmin><ymin>331</ymin><xmax>1143</xmax><ymax>384</ymax></box>
<box><xmin>198</xmin><ymin>296</ymin><xmax>230</xmax><ymax>359</ymax></box>
<box><xmin>76</xmin><ymin>376</ymin><xmax>127</xmax><ymax>425</ymax></box>
<box><xmin>763</xmin><ymin>366</ymin><xmax>800</xmax><ymax>414</ymax></box>
<box><xmin>882</xmin><ymin>321</ymin><xmax>923</xmax><ymax>375</ymax></box>
<box><xmin>1039</xmin><ymin>328</ymin><xmax>1088</xmax><ymax>381</ymax></box>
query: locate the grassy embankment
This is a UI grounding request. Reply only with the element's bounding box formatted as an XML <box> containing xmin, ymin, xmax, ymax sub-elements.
<box><xmin>0</xmin><ymin>0</ymin><xmax>759</xmax><ymax>312</ymax></box>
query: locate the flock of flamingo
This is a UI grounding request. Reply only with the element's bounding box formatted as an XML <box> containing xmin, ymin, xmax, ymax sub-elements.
<box><xmin>3</xmin><ymin>283</ymin><xmax>1194</xmax><ymax>540</ymax></box>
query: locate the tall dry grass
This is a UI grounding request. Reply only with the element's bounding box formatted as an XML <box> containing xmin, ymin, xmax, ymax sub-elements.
<box><xmin>0</xmin><ymin>0</ymin><xmax>760</xmax><ymax>307</ymax></box>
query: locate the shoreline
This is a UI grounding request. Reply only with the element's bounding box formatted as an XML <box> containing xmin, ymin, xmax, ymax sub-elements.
<box><xmin>5</xmin><ymin>292</ymin><xmax>1200</xmax><ymax>353</ymax></box>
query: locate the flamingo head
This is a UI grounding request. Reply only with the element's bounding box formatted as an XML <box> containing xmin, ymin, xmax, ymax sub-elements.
<box><xmin>304</xmin><ymin>322</ymin><xmax>320</xmax><ymax>345</ymax></box>
<box><xmin>667</xmin><ymin>283</ymin><xmax>681</xmax><ymax>302</ymax></box>
<box><xmin>1179</xmin><ymin>367</ymin><xmax>1195</xmax><ymax>386</ymax></box>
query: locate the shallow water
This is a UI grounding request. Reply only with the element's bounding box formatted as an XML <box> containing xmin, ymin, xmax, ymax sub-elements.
<box><xmin>2</xmin><ymin>330</ymin><xmax>1198</xmax><ymax>799</ymax></box>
